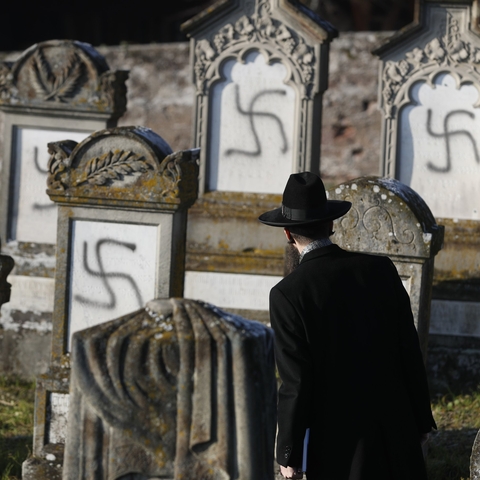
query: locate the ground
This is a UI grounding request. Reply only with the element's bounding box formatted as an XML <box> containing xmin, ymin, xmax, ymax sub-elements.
<box><xmin>0</xmin><ymin>375</ymin><xmax>479</xmax><ymax>479</ymax></box>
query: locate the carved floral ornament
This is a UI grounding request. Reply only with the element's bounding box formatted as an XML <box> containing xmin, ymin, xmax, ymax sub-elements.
<box><xmin>0</xmin><ymin>41</ymin><xmax>127</xmax><ymax>114</ymax></box>
<box><xmin>382</xmin><ymin>15</ymin><xmax>480</xmax><ymax>118</ymax></box>
<box><xmin>46</xmin><ymin>140</ymin><xmax>198</xmax><ymax>202</ymax></box>
<box><xmin>194</xmin><ymin>0</ymin><xmax>316</xmax><ymax>98</ymax></box>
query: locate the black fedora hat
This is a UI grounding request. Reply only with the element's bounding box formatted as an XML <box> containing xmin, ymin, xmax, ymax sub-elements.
<box><xmin>258</xmin><ymin>172</ymin><xmax>351</xmax><ymax>227</ymax></box>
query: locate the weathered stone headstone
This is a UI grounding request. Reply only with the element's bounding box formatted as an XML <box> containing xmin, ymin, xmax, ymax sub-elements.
<box><xmin>0</xmin><ymin>238</ymin><xmax>14</xmax><ymax>308</ymax></box>
<box><xmin>374</xmin><ymin>0</ymin><xmax>480</xmax><ymax>387</ymax></box>
<box><xmin>182</xmin><ymin>0</ymin><xmax>337</xmax><ymax>318</ymax></box>
<box><xmin>0</xmin><ymin>40</ymin><xmax>128</xmax><ymax>377</ymax></box>
<box><xmin>22</xmin><ymin>127</ymin><xmax>200</xmax><ymax>479</ymax></box>
<box><xmin>63</xmin><ymin>298</ymin><xmax>276</xmax><ymax>480</ymax></box>
<box><xmin>328</xmin><ymin>176</ymin><xmax>444</xmax><ymax>357</ymax></box>
<box><xmin>472</xmin><ymin>429</ymin><xmax>480</xmax><ymax>480</ymax></box>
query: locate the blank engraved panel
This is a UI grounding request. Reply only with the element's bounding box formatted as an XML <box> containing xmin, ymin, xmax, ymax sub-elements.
<box><xmin>398</xmin><ymin>73</ymin><xmax>480</xmax><ymax>220</ymax></box>
<box><xmin>47</xmin><ymin>393</ymin><xmax>70</xmax><ymax>444</ymax></box>
<box><xmin>10</xmin><ymin>127</ymin><xmax>89</xmax><ymax>243</ymax></box>
<box><xmin>68</xmin><ymin>220</ymin><xmax>158</xmax><ymax>346</ymax></box>
<box><xmin>208</xmin><ymin>51</ymin><xmax>296</xmax><ymax>194</ymax></box>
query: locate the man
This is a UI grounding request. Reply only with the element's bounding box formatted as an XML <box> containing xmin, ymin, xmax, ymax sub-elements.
<box><xmin>259</xmin><ymin>172</ymin><xmax>436</xmax><ymax>480</ymax></box>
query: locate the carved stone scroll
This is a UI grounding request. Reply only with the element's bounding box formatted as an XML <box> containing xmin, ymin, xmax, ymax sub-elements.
<box><xmin>327</xmin><ymin>177</ymin><xmax>443</xmax><ymax>259</ymax></box>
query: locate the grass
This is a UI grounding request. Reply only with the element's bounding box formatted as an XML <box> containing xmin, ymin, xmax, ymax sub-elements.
<box><xmin>426</xmin><ymin>390</ymin><xmax>480</xmax><ymax>480</ymax></box>
<box><xmin>0</xmin><ymin>376</ymin><xmax>478</xmax><ymax>479</ymax></box>
<box><xmin>0</xmin><ymin>376</ymin><xmax>35</xmax><ymax>480</ymax></box>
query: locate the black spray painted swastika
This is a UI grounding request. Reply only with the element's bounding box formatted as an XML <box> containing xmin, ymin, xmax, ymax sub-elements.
<box><xmin>33</xmin><ymin>146</ymin><xmax>55</xmax><ymax>210</ymax></box>
<box><xmin>225</xmin><ymin>85</ymin><xmax>288</xmax><ymax>157</ymax></box>
<box><xmin>426</xmin><ymin>109</ymin><xmax>480</xmax><ymax>173</ymax></box>
<box><xmin>74</xmin><ymin>239</ymin><xmax>144</xmax><ymax>310</ymax></box>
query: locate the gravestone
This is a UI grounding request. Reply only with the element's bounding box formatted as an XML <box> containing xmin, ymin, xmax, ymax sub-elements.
<box><xmin>63</xmin><ymin>298</ymin><xmax>276</xmax><ymax>480</ymax></box>
<box><xmin>22</xmin><ymin>127</ymin><xmax>200</xmax><ymax>480</ymax></box>
<box><xmin>472</xmin><ymin>429</ymin><xmax>480</xmax><ymax>480</ymax></box>
<box><xmin>327</xmin><ymin>176</ymin><xmax>444</xmax><ymax>357</ymax></box>
<box><xmin>0</xmin><ymin>40</ymin><xmax>128</xmax><ymax>377</ymax></box>
<box><xmin>374</xmin><ymin>0</ymin><xmax>480</xmax><ymax>388</ymax></box>
<box><xmin>181</xmin><ymin>0</ymin><xmax>337</xmax><ymax>320</ymax></box>
<box><xmin>0</xmin><ymin>238</ymin><xmax>14</xmax><ymax>308</ymax></box>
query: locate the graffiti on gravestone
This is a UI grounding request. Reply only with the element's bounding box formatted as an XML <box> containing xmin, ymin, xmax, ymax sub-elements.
<box><xmin>398</xmin><ymin>73</ymin><xmax>480</xmax><ymax>220</ymax></box>
<box><xmin>68</xmin><ymin>220</ymin><xmax>158</xmax><ymax>346</ymax></box>
<box><xmin>209</xmin><ymin>52</ymin><xmax>295</xmax><ymax>193</ymax></box>
<box><xmin>9</xmin><ymin>128</ymin><xmax>89</xmax><ymax>244</ymax></box>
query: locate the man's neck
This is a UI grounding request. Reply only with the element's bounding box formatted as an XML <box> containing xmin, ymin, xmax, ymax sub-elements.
<box><xmin>299</xmin><ymin>238</ymin><xmax>332</xmax><ymax>263</ymax></box>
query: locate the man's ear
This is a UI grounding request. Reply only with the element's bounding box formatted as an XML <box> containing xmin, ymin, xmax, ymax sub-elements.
<box><xmin>284</xmin><ymin>228</ymin><xmax>295</xmax><ymax>244</ymax></box>
<box><xmin>328</xmin><ymin>221</ymin><xmax>335</xmax><ymax>236</ymax></box>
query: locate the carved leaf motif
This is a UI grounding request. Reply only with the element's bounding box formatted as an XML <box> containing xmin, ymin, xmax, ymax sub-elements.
<box><xmin>77</xmin><ymin>150</ymin><xmax>151</xmax><ymax>186</ymax></box>
<box><xmin>425</xmin><ymin>38</ymin><xmax>446</xmax><ymax>63</ymax></box>
<box><xmin>29</xmin><ymin>48</ymin><xmax>84</xmax><ymax>102</ymax></box>
<box><xmin>45</xmin><ymin>52</ymin><xmax>84</xmax><ymax>102</ymax></box>
<box><xmin>405</xmin><ymin>48</ymin><xmax>425</xmax><ymax>65</ymax></box>
<box><xmin>30</xmin><ymin>48</ymin><xmax>53</xmax><ymax>97</ymax></box>
<box><xmin>447</xmin><ymin>39</ymin><xmax>469</xmax><ymax>63</ymax></box>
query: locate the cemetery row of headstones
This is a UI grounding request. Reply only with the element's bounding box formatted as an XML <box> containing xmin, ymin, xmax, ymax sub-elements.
<box><xmin>0</xmin><ymin>0</ymin><xmax>479</xmax><ymax>477</ymax></box>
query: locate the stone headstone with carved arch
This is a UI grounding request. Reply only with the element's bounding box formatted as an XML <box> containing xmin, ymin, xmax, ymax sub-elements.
<box><xmin>0</xmin><ymin>40</ymin><xmax>128</xmax><ymax>380</ymax></box>
<box><xmin>21</xmin><ymin>126</ymin><xmax>200</xmax><ymax>479</ymax></box>
<box><xmin>374</xmin><ymin>0</ymin><xmax>480</xmax><ymax>388</ymax></box>
<box><xmin>375</xmin><ymin>0</ymin><xmax>480</xmax><ymax>221</ymax></box>
<box><xmin>327</xmin><ymin>176</ymin><xmax>444</xmax><ymax>358</ymax></box>
<box><xmin>181</xmin><ymin>0</ymin><xmax>337</xmax><ymax>320</ymax></box>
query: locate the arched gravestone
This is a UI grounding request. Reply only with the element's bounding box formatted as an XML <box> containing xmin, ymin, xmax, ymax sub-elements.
<box><xmin>183</xmin><ymin>0</ymin><xmax>337</xmax><ymax>195</ymax></box>
<box><xmin>0</xmin><ymin>40</ymin><xmax>128</xmax><ymax>378</ymax></box>
<box><xmin>472</xmin><ymin>429</ymin><xmax>480</xmax><ymax>480</ymax></box>
<box><xmin>327</xmin><ymin>177</ymin><xmax>444</xmax><ymax>357</ymax></box>
<box><xmin>0</xmin><ymin>39</ymin><xmax>128</xmax><ymax>245</ymax></box>
<box><xmin>22</xmin><ymin>127</ymin><xmax>200</xmax><ymax>480</ymax></box>
<box><xmin>63</xmin><ymin>298</ymin><xmax>277</xmax><ymax>480</ymax></box>
<box><xmin>181</xmin><ymin>0</ymin><xmax>337</xmax><ymax>323</ymax></box>
<box><xmin>374</xmin><ymin>1</ymin><xmax>480</xmax><ymax>353</ymax></box>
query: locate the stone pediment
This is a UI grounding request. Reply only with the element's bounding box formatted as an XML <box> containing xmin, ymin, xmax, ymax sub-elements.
<box><xmin>46</xmin><ymin>126</ymin><xmax>200</xmax><ymax>210</ymax></box>
<box><xmin>0</xmin><ymin>40</ymin><xmax>128</xmax><ymax>119</ymax></box>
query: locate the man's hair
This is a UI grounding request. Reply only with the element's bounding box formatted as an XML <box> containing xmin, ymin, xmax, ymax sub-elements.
<box><xmin>288</xmin><ymin>222</ymin><xmax>332</xmax><ymax>244</ymax></box>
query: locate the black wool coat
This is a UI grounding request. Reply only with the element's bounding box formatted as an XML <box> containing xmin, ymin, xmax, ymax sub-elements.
<box><xmin>270</xmin><ymin>244</ymin><xmax>436</xmax><ymax>480</ymax></box>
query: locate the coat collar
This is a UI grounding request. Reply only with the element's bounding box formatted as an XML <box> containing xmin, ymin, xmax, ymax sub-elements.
<box><xmin>300</xmin><ymin>243</ymin><xmax>342</xmax><ymax>264</ymax></box>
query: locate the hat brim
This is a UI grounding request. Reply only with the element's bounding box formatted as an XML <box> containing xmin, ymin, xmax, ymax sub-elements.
<box><xmin>258</xmin><ymin>200</ymin><xmax>352</xmax><ymax>227</ymax></box>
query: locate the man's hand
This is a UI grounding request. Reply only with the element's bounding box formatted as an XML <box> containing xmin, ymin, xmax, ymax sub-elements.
<box><xmin>280</xmin><ymin>466</ymin><xmax>303</xmax><ymax>479</ymax></box>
